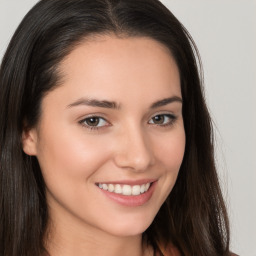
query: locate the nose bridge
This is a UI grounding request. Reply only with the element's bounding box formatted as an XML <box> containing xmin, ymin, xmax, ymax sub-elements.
<box><xmin>113</xmin><ymin>122</ymin><xmax>155</xmax><ymax>171</ymax></box>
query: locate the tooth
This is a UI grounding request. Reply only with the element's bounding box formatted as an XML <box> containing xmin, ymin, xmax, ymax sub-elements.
<box><xmin>114</xmin><ymin>184</ymin><xmax>122</xmax><ymax>194</ymax></box>
<box><xmin>140</xmin><ymin>184</ymin><xmax>145</xmax><ymax>193</ymax></box>
<box><xmin>98</xmin><ymin>182</ymin><xmax>152</xmax><ymax>195</ymax></box>
<box><xmin>108</xmin><ymin>184</ymin><xmax>114</xmax><ymax>192</ymax></box>
<box><xmin>122</xmin><ymin>185</ymin><xmax>132</xmax><ymax>195</ymax></box>
<box><xmin>102</xmin><ymin>184</ymin><xmax>108</xmax><ymax>190</ymax></box>
<box><xmin>132</xmin><ymin>185</ymin><xmax>141</xmax><ymax>195</ymax></box>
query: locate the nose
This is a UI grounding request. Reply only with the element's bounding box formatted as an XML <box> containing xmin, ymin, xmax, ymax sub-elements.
<box><xmin>113</xmin><ymin>125</ymin><xmax>155</xmax><ymax>172</ymax></box>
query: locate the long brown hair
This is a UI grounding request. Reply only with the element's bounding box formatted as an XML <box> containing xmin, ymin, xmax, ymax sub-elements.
<box><xmin>0</xmin><ymin>0</ymin><xmax>230</xmax><ymax>255</ymax></box>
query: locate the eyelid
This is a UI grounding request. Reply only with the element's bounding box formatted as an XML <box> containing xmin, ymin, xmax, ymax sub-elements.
<box><xmin>149</xmin><ymin>111</ymin><xmax>176</xmax><ymax>120</ymax></box>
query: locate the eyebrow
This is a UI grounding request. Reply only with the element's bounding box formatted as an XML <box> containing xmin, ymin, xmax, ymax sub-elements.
<box><xmin>67</xmin><ymin>98</ymin><xmax>120</xmax><ymax>109</ymax></box>
<box><xmin>150</xmin><ymin>96</ymin><xmax>182</xmax><ymax>109</ymax></box>
<box><xmin>67</xmin><ymin>96</ymin><xmax>182</xmax><ymax>109</ymax></box>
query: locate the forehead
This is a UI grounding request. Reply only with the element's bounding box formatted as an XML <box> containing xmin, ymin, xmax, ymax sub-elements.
<box><xmin>46</xmin><ymin>35</ymin><xmax>181</xmax><ymax>109</ymax></box>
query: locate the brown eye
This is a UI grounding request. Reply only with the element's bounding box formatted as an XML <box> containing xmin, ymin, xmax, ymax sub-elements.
<box><xmin>85</xmin><ymin>117</ymin><xmax>100</xmax><ymax>126</ymax></box>
<box><xmin>80</xmin><ymin>116</ymin><xmax>108</xmax><ymax>129</ymax></box>
<box><xmin>149</xmin><ymin>114</ymin><xmax>176</xmax><ymax>126</ymax></box>
<box><xmin>152</xmin><ymin>115</ymin><xmax>165</xmax><ymax>124</ymax></box>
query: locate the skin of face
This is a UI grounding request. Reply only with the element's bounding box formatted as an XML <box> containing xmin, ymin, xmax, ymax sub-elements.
<box><xmin>22</xmin><ymin>35</ymin><xmax>185</xmax><ymax>255</ymax></box>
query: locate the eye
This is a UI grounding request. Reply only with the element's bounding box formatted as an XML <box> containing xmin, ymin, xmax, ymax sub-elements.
<box><xmin>149</xmin><ymin>114</ymin><xmax>176</xmax><ymax>126</ymax></box>
<box><xmin>79</xmin><ymin>116</ymin><xmax>109</xmax><ymax>129</ymax></box>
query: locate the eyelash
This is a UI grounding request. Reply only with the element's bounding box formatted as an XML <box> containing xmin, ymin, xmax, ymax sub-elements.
<box><xmin>79</xmin><ymin>113</ymin><xmax>177</xmax><ymax>131</ymax></box>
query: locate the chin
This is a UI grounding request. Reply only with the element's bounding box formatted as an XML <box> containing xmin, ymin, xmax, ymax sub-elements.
<box><xmin>101</xmin><ymin>214</ymin><xmax>155</xmax><ymax>237</ymax></box>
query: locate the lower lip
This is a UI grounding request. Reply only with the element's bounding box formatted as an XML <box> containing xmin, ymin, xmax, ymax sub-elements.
<box><xmin>98</xmin><ymin>182</ymin><xmax>157</xmax><ymax>207</ymax></box>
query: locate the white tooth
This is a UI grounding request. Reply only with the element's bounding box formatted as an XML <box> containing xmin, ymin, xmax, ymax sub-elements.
<box><xmin>122</xmin><ymin>185</ymin><xmax>132</xmax><ymax>195</ymax></box>
<box><xmin>102</xmin><ymin>184</ymin><xmax>108</xmax><ymax>190</ymax></box>
<box><xmin>132</xmin><ymin>185</ymin><xmax>141</xmax><ymax>196</ymax></box>
<box><xmin>140</xmin><ymin>184</ymin><xmax>145</xmax><ymax>193</ymax></box>
<box><xmin>145</xmin><ymin>183</ymin><xmax>150</xmax><ymax>191</ymax></box>
<box><xmin>108</xmin><ymin>184</ymin><xmax>114</xmax><ymax>192</ymax></box>
<box><xmin>100</xmin><ymin>183</ymin><xmax>150</xmax><ymax>195</ymax></box>
<box><xmin>114</xmin><ymin>184</ymin><xmax>122</xmax><ymax>194</ymax></box>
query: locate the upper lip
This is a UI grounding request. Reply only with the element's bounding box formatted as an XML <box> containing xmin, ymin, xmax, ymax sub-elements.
<box><xmin>96</xmin><ymin>179</ymin><xmax>157</xmax><ymax>186</ymax></box>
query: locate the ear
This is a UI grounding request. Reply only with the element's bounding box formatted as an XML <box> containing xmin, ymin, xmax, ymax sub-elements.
<box><xmin>22</xmin><ymin>126</ymin><xmax>38</xmax><ymax>156</ymax></box>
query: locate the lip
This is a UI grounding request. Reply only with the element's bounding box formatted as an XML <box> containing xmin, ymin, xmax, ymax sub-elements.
<box><xmin>96</xmin><ymin>180</ymin><xmax>157</xmax><ymax>207</ymax></box>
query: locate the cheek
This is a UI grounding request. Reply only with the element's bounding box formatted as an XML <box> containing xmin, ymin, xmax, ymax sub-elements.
<box><xmin>155</xmin><ymin>129</ymin><xmax>186</xmax><ymax>170</ymax></box>
<box><xmin>35</xmin><ymin>127</ymin><xmax>114</xmax><ymax>220</ymax></box>
<box><xmin>36</xmin><ymin>125</ymin><xmax>112</xmax><ymax>187</ymax></box>
<box><xmin>153</xmin><ymin>128</ymin><xmax>185</xmax><ymax>197</ymax></box>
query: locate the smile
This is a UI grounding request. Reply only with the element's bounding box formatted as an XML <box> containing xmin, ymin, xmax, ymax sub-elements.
<box><xmin>97</xmin><ymin>183</ymin><xmax>151</xmax><ymax>196</ymax></box>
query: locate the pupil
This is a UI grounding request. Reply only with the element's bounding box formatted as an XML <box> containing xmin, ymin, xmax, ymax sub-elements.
<box><xmin>154</xmin><ymin>115</ymin><xmax>164</xmax><ymax>124</ymax></box>
<box><xmin>87</xmin><ymin>117</ymin><xmax>99</xmax><ymax>126</ymax></box>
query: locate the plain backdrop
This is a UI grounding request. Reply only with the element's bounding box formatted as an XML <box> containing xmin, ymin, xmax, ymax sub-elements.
<box><xmin>0</xmin><ymin>1</ymin><xmax>255</xmax><ymax>255</ymax></box>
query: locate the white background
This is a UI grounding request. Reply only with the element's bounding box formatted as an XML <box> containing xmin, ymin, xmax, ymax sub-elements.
<box><xmin>0</xmin><ymin>0</ymin><xmax>255</xmax><ymax>255</ymax></box>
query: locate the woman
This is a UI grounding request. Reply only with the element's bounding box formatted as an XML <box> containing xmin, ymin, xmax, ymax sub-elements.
<box><xmin>0</xmin><ymin>0</ymin><xmax>233</xmax><ymax>255</ymax></box>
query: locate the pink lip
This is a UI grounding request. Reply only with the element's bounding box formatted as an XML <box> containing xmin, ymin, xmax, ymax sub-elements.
<box><xmin>97</xmin><ymin>180</ymin><xmax>157</xmax><ymax>207</ymax></box>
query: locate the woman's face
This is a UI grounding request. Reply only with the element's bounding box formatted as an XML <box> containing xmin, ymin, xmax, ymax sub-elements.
<box><xmin>23</xmin><ymin>35</ymin><xmax>185</xmax><ymax>237</ymax></box>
